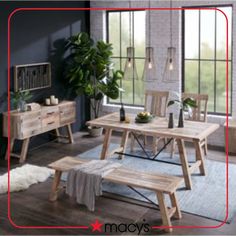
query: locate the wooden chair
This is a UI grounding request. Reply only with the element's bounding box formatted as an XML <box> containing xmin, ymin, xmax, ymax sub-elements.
<box><xmin>171</xmin><ymin>93</ymin><xmax>208</xmax><ymax>157</ymax></box>
<box><xmin>130</xmin><ymin>90</ymin><xmax>169</xmax><ymax>153</ymax></box>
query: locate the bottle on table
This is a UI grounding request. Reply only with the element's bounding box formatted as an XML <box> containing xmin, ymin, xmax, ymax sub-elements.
<box><xmin>120</xmin><ymin>103</ymin><xmax>126</xmax><ymax>122</ymax></box>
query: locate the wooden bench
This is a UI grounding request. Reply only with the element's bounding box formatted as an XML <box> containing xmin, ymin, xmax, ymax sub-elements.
<box><xmin>48</xmin><ymin>156</ymin><xmax>184</xmax><ymax>232</ymax></box>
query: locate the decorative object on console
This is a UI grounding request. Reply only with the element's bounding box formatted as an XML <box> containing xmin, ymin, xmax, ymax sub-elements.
<box><xmin>26</xmin><ymin>103</ymin><xmax>41</xmax><ymax>111</ymax></box>
<box><xmin>14</xmin><ymin>62</ymin><xmax>51</xmax><ymax>92</ymax></box>
<box><xmin>3</xmin><ymin>101</ymin><xmax>76</xmax><ymax>163</ymax></box>
<box><xmin>45</xmin><ymin>95</ymin><xmax>59</xmax><ymax>106</ymax></box>
<box><xmin>10</xmin><ymin>90</ymin><xmax>32</xmax><ymax>112</ymax></box>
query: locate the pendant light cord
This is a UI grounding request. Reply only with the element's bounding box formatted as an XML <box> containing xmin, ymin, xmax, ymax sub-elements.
<box><xmin>170</xmin><ymin>0</ymin><xmax>173</xmax><ymax>47</ymax></box>
<box><xmin>129</xmin><ymin>0</ymin><xmax>132</xmax><ymax>47</ymax></box>
<box><xmin>148</xmin><ymin>0</ymin><xmax>151</xmax><ymax>47</ymax></box>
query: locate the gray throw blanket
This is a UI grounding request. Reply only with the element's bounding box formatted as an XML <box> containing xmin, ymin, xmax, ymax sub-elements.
<box><xmin>66</xmin><ymin>160</ymin><xmax>121</xmax><ymax>211</ymax></box>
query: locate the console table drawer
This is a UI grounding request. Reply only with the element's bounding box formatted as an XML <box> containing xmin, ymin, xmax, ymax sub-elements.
<box><xmin>59</xmin><ymin>102</ymin><xmax>76</xmax><ymax>126</ymax></box>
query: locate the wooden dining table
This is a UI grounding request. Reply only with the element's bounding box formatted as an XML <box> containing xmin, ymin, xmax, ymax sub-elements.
<box><xmin>86</xmin><ymin>112</ymin><xmax>219</xmax><ymax>190</ymax></box>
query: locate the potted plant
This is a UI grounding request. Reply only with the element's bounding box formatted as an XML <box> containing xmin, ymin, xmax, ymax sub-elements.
<box><xmin>167</xmin><ymin>96</ymin><xmax>197</xmax><ymax>127</ymax></box>
<box><xmin>64</xmin><ymin>32</ymin><xmax>123</xmax><ymax>136</ymax></box>
<box><xmin>10</xmin><ymin>90</ymin><xmax>32</xmax><ymax>112</ymax></box>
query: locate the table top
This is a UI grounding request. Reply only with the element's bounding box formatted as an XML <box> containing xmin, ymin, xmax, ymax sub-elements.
<box><xmin>87</xmin><ymin>112</ymin><xmax>219</xmax><ymax>141</ymax></box>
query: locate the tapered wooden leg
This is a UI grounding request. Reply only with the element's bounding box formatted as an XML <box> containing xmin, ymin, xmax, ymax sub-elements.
<box><xmin>100</xmin><ymin>128</ymin><xmax>112</xmax><ymax>160</ymax></box>
<box><xmin>176</xmin><ymin>139</ymin><xmax>192</xmax><ymax>190</ymax></box>
<box><xmin>5</xmin><ymin>138</ymin><xmax>15</xmax><ymax>160</ymax></box>
<box><xmin>66</xmin><ymin>124</ymin><xmax>74</xmax><ymax>144</ymax></box>
<box><xmin>130</xmin><ymin>134</ymin><xmax>135</xmax><ymax>152</ymax></box>
<box><xmin>193</xmin><ymin>139</ymin><xmax>206</xmax><ymax>175</ymax></box>
<box><xmin>55</xmin><ymin>128</ymin><xmax>61</xmax><ymax>142</ymax></box>
<box><xmin>170</xmin><ymin>192</ymin><xmax>182</xmax><ymax>219</ymax></box>
<box><xmin>170</xmin><ymin>139</ymin><xmax>176</xmax><ymax>158</ymax></box>
<box><xmin>49</xmin><ymin>170</ymin><xmax>62</xmax><ymax>202</ymax></box>
<box><xmin>119</xmin><ymin>131</ymin><xmax>129</xmax><ymax>159</ymax></box>
<box><xmin>152</xmin><ymin>136</ymin><xmax>158</xmax><ymax>154</ymax></box>
<box><xmin>203</xmin><ymin>138</ymin><xmax>208</xmax><ymax>155</ymax></box>
<box><xmin>19</xmin><ymin>138</ymin><xmax>30</xmax><ymax>163</ymax></box>
<box><xmin>156</xmin><ymin>191</ymin><xmax>172</xmax><ymax>233</ymax></box>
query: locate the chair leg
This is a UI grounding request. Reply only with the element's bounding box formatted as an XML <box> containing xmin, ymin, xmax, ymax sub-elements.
<box><xmin>130</xmin><ymin>134</ymin><xmax>135</xmax><ymax>152</ymax></box>
<box><xmin>203</xmin><ymin>138</ymin><xmax>208</xmax><ymax>156</ymax></box>
<box><xmin>170</xmin><ymin>139</ymin><xmax>176</xmax><ymax>158</ymax></box>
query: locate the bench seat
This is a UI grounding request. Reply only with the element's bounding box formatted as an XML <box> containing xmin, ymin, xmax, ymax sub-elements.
<box><xmin>48</xmin><ymin>156</ymin><xmax>184</xmax><ymax>232</ymax></box>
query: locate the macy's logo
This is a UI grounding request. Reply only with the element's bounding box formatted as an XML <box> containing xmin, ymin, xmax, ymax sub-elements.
<box><xmin>90</xmin><ymin>219</ymin><xmax>150</xmax><ymax>234</ymax></box>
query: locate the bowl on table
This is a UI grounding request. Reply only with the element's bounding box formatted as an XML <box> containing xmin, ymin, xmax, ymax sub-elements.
<box><xmin>135</xmin><ymin>112</ymin><xmax>153</xmax><ymax>123</ymax></box>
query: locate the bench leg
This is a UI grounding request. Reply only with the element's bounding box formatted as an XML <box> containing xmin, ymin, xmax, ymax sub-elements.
<box><xmin>119</xmin><ymin>130</ymin><xmax>129</xmax><ymax>159</ymax></box>
<box><xmin>170</xmin><ymin>192</ymin><xmax>182</xmax><ymax>219</ymax></box>
<box><xmin>156</xmin><ymin>192</ymin><xmax>172</xmax><ymax>233</ymax></box>
<box><xmin>49</xmin><ymin>170</ymin><xmax>62</xmax><ymax>202</ymax></box>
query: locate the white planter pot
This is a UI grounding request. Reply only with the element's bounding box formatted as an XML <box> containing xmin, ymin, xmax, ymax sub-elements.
<box><xmin>88</xmin><ymin>126</ymin><xmax>103</xmax><ymax>137</ymax></box>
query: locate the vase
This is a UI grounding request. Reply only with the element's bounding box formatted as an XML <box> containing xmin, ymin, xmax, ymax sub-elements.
<box><xmin>17</xmin><ymin>100</ymin><xmax>27</xmax><ymax>112</ymax></box>
<box><xmin>178</xmin><ymin>108</ymin><xmax>184</xmax><ymax>128</ymax></box>
<box><xmin>168</xmin><ymin>113</ymin><xmax>174</xmax><ymax>128</ymax></box>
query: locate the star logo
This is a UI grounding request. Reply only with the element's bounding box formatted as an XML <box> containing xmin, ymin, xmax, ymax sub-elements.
<box><xmin>90</xmin><ymin>219</ymin><xmax>103</xmax><ymax>232</ymax></box>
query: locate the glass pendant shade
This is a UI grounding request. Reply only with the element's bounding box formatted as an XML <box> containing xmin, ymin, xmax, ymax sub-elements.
<box><xmin>142</xmin><ymin>47</ymin><xmax>156</xmax><ymax>82</ymax></box>
<box><xmin>123</xmin><ymin>47</ymin><xmax>139</xmax><ymax>81</ymax></box>
<box><xmin>162</xmin><ymin>47</ymin><xmax>177</xmax><ymax>83</ymax></box>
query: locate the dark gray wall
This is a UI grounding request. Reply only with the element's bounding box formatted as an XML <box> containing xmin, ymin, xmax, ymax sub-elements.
<box><xmin>0</xmin><ymin>1</ymin><xmax>90</xmax><ymax>158</ymax></box>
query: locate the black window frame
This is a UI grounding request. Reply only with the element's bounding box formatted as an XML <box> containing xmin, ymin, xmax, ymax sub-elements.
<box><xmin>106</xmin><ymin>10</ymin><xmax>146</xmax><ymax>107</ymax></box>
<box><xmin>182</xmin><ymin>5</ymin><xmax>233</xmax><ymax>116</ymax></box>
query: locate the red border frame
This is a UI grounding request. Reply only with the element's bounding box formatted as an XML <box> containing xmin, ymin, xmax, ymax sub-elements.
<box><xmin>7</xmin><ymin>7</ymin><xmax>229</xmax><ymax>232</ymax></box>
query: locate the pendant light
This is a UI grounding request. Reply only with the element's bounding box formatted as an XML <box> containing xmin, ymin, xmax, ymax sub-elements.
<box><xmin>123</xmin><ymin>1</ymin><xmax>139</xmax><ymax>81</ymax></box>
<box><xmin>163</xmin><ymin>0</ymin><xmax>177</xmax><ymax>83</ymax></box>
<box><xmin>142</xmin><ymin>0</ymin><xmax>157</xmax><ymax>82</ymax></box>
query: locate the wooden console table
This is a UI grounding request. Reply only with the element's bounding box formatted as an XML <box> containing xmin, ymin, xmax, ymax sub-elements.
<box><xmin>3</xmin><ymin>101</ymin><xmax>76</xmax><ymax>163</ymax></box>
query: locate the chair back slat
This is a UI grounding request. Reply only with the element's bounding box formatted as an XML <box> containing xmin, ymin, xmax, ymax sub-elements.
<box><xmin>145</xmin><ymin>90</ymin><xmax>169</xmax><ymax>117</ymax></box>
<box><xmin>182</xmin><ymin>93</ymin><xmax>208</xmax><ymax>122</ymax></box>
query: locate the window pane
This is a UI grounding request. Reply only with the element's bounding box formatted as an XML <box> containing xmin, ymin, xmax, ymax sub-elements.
<box><xmin>121</xmin><ymin>58</ymin><xmax>133</xmax><ymax>104</ymax></box>
<box><xmin>108</xmin><ymin>12</ymin><xmax>120</xmax><ymax>57</ymax></box>
<box><xmin>185</xmin><ymin>10</ymin><xmax>199</xmax><ymax>59</ymax></box>
<box><xmin>184</xmin><ymin>61</ymin><xmax>198</xmax><ymax>94</ymax></box>
<box><xmin>109</xmin><ymin>58</ymin><xmax>121</xmax><ymax>104</ymax></box>
<box><xmin>134</xmin><ymin>59</ymin><xmax>145</xmax><ymax>105</ymax></box>
<box><xmin>216</xmin><ymin>7</ymin><xmax>232</xmax><ymax>60</ymax></box>
<box><xmin>200</xmin><ymin>10</ymin><xmax>215</xmax><ymax>59</ymax></box>
<box><xmin>200</xmin><ymin>61</ymin><xmax>214</xmax><ymax>112</ymax></box>
<box><xmin>134</xmin><ymin>11</ymin><xmax>146</xmax><ymax>57</ymax></box>
<box><xmin>121</xmin><ymin>12</ymin><xmax>131</xmax><ymax>58</ymax></box>
<box><xmin>215</xmin><ymin>62</ymin><xmax>231</xmax><ymax>113</ymax></box>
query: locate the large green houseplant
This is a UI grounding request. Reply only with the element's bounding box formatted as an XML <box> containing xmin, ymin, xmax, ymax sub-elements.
<box><xmin>65</xmin><ymin>32</ymin><xmax>123</xmax><ymax>136</ymax></box>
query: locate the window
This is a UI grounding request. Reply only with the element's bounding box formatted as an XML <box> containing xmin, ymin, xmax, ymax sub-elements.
<box><xmin>183</xmin><ymin>6</ymin><xmax>232</xmax><ymax>115</ymax></box>
<box><xmin>107</xmin><ymin>11</ymin><xmax>146</xmax><ymax>106</ymax></box>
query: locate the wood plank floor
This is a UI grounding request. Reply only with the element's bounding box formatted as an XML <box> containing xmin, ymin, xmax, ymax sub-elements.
<box><xmin>0</xmin><ymin>131</ymin><xmax>236</xmax><ymax>235</ymax></box>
